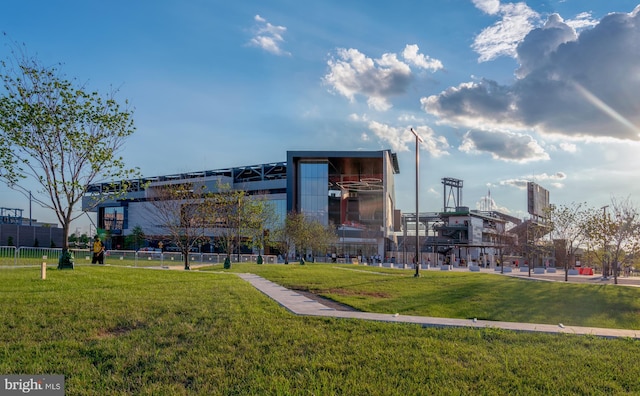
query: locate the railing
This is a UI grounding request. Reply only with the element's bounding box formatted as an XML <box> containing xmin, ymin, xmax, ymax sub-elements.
<box><xmin>0</xmin><ymin>246</ymin><xmax>277</xmax><ymax>267</ymax></box>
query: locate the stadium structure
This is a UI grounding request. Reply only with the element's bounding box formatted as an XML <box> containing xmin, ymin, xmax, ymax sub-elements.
<box><xmin>82</xmin><ymin>149</ymin><xmax>552</xmax><ymax>266</ymax></box>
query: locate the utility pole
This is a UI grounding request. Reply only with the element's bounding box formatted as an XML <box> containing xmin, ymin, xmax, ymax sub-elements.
<box><xmin>410</xmin><ymin>128</ymin><xmax>423</xmax><ymax>277</ymax></box>
<box><xmin>601</xmin><ymin>205</ymin><xmax>609</xmax><ymax>279</ymax></box>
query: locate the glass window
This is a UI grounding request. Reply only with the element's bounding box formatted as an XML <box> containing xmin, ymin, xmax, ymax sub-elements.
<box><xmin>102</xmin><ymin>207</ymin><xmax>125</xmax><ymax>231</ymax></box>
<box><xmin>299</xmin><ymin>162</ymin><xmax>328</xmax><ymax>226</ymax></box>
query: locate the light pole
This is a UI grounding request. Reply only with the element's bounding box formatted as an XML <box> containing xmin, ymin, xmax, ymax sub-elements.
<box><xmin>601</xmin><ymin>205</ymin><xmax>609</xmax><ymax>279</ymax></box>
<box><xmin>411</xmin><ymin>128</ymin><xmax>423</xmax><ymax>277</ymax></box>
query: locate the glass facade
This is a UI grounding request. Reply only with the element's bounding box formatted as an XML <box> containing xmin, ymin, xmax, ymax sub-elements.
<box><xmin>287</xmin><ymin>152</ymin><xmax>396</xmax><ymax>259</ymax></box>
<box><xmin>102</xmin><ymin>206</ymin><xmax>125</xmax><ymax>233</ymax></box>
<box><xmin>298</xmin><ymin>162</ymin><xmax>329</xmax><ymax>225</ymax></box>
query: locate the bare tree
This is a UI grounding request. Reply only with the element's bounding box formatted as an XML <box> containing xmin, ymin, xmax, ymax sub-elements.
<box><xmin>272</xmin><ymin>212</ymin><xmax>301</xmax><ymax>264</ymax></box>
<box><xmin>0</xmin><ymin>43</ymin><xmax>139</xmax><ymax>266</ymax></box>
<box><xmin>204</xmin><ymin>183</ymin><xmax>275</xmax><ymax>268</ymax></box>
<box><xmin>584</xmin><ymin>205</ymin><xmax>616</xmax><ymax>279</ymax></box>
<box><xmin>606</xmin><ymin>197</ymin><xmax>640</xmax><ymax>284</ymax></box>
<box><xmin>206</xmin><ymin>185</ymin><xmax>246</xmax><ymax>268</ymax></box>
<box><xmin>146</xmin><ymin>183</ymin><xmax>209</xmax><ymax>270</ymax></box>
<box><xmin>547</xmin><ymin>202</ymin><xmax>589</xmax><ymax>281</ymax></box>
<box><xmin>493</xmin><ymin>220</ymin><xmax>517</xmax><ymax>274</ymax></box>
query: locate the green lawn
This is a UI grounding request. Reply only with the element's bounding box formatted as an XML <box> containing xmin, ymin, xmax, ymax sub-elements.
<box><xmin>2</xmin><ymin>265</ymin><xmax>640</xmax><ymax>395</ymax></box>
<box><xmin>218</xmin><ymin>262</ymin><xmax>640</xmax><ymax>330</ymax></box>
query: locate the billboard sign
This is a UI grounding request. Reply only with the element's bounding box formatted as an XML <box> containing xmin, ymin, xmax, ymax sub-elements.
<box><xmin>527</xmin><ymin>182</ymin><xmax>550</xmax><ymax>218</ymax></box>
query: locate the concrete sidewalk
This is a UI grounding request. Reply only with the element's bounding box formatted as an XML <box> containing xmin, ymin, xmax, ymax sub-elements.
<box><xmin>236</xmin><ymin>273</ymin><xmax>640</xmax><ymax>339</ymax></box>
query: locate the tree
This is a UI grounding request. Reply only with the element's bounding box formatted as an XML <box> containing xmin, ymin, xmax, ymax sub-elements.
<box><xmin>273</xmin><ymin>212</ymin><xmax>337</xmax><ymax>264</ymax></box>
<box><xmin>272</xmin><ymin>212</ymin><xmax>301</xmax><ymax>264</ymax></box>
<box><xmin>241</xmin><ymin>194</ymin><xmax>278</xmax><ymax>264</ymax></box>
<box><xmin>605</xmin><ymin>197</ymin><xmax>640</xmax><ymax>284</ymax></box>
<box><xmin>206</xmin><ymin>185</ymin><xmax>247</xmax><ymax>269</ymax></box>
<box><xmin>547</xmin><ymin>202</ymin><xmax>589</xmax><ymax>281</ymax></box>
<box><xmin>0</xmin><ymin>43</ymin><xmax>139</xmax><ymax>265</ymax></box>
<box><xmin>306</xmin><ymin>220</ymin><xmax>337</xmax><ymax>262</ymax></box>
<box><xmin>146</xmin><ymin>183</ymin><xmax>209</xmax><ymax>270</ymax></box>
<box><xmin>125</xmin><ymin>225</ymin><xmax>145</xmax><ymax>250</ymax></box>
<box><xmin>584</xmin><ymin>206</ymin><xmax>612</xmax><ymax>278</ymax></box>
<box><xmin>583</xmin><ymin>198</ymin><xmax>640</xmax><ymax>284</ymax></box>
<box><xmin>493</xmin><ymin>220</ymin><xmax>517</xmax><ymax>274</ymax></box>
<box><xmin>204</xmin><ymin>183</ymin><xmax>274</xmax><ymax>268</ymax></box>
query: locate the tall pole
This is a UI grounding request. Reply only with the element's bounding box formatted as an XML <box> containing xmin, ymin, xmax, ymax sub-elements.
<box><xmin>411</xmin><ymin>128</ymin><xmax>423</xmax><ymax>277</ymax></box>
<box><xmin>601</xmin><ymin>205</ymin><xmax>609</xmax><ymax>279</ymax></box>
<box><xmin>237</xmin><ymin>195</ymin><xmax>241</xmax><ymax>263</ymax></box>
<box><xmin>29</xmin><ymin>191</ymin><xmax>32</xmax><ymax>226</ymax></box>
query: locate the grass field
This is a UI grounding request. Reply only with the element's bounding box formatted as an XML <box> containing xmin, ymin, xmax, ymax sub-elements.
<box><xmin>2</xmin><ymin>264</ymin><xmax>640</xmax><ymax>395</ymax></box>
<box><xmin>216</xmin><ymin>263</ymin><xmax>640</xmax><ymax>330</ymax></box>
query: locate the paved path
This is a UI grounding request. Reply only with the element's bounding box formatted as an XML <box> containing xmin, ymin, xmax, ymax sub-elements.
<box><xmin>235</xmin><ymin>273</ymin><xmax>640</xmax><ymax>339</ymax></box>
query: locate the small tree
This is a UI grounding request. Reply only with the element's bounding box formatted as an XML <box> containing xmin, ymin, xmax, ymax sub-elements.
<box><xmin>0</xmin><ymin>43</ymin><xmax>139</xmax><ymax>267</ymax></box>
<box><xmin>272</xmin><ymin>212</ymin><xmax>301</xmax><ymax>264</ymax></box>
<box><xmin>306</xmin><ymin>220</ymin><xmax>338</xmax><ymax>262</ymax></box>
<box><xmin>493</xmin><ymin>220</ymin><xmax>517</xmax><ymax>274</ymax></box>
<box><xmin>242</xmin><ymin>195</ymin><xmax>278</xmax><ymax>264</ymax></box>
<box><xmin>207</xmin><ymin>185</ymin><xmax>247</xmax><ymax>269</ymax></box>
<box><xmin>146</xmin><ymin>183</ymin><xmax>209</xmax><ymax>270</ymax></box>
<box><xmin>547</xmin><ymin>202</ymin><xmax>589</xmax><ymax>281</ymax></box>
<box><xmin>125</xmin><ymin>225</ymin><xmax>145</xmax><ymax>250</ymax></box>
<box><xmin>584</xmin><ymin>205</ymin><xmax>616</xmax><ymax>279</ymax></box>
<box><xmin>273</xmin><ymin>212</ymin><xmax>337</xmax><ymax>264</ymax></box>
<box><xmin>606</xmin><ymin>197</ymin><xmax>640</xmax><ymax>284</ymax></box>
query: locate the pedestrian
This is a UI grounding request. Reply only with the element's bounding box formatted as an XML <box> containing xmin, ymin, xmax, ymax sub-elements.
<box><xmin>92</xmin><ymin>235</ymin><xmax>105</xmax><ymax>264</ymax></box>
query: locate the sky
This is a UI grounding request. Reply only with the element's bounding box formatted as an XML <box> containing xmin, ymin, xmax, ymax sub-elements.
<box><xmin>1</xmin><ymin>0</ymin><xmax>640</xmax><ymax>234</ymax></box>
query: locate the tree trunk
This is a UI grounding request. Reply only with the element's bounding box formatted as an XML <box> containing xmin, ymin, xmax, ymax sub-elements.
<box><xmin>183</xmin><ymin>250</ymin><xmax>190</xmax><ymax>270</ymax></box>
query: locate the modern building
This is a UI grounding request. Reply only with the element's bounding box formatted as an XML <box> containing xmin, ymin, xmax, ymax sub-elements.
<box><xmin>82</xmin><ymin>150</ymin><xmax>400</xmax><ymax>258</ymax></box>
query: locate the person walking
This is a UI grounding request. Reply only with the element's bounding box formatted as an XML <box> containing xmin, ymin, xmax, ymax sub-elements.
<box><xmin>92</xmin><ymin>235</ymin><xmax>105</xmax><ymax>265</ymax></box>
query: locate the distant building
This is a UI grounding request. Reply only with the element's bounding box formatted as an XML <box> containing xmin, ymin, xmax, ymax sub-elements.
<box><xmin>0</xmin><ymin>207</ymin><xmax>63</xmax><ymax>247</ymax></box>
<box><xmin>82</xmin><ymin>150</ymin><xmax>400</xmax><ymax>258</ymax></box>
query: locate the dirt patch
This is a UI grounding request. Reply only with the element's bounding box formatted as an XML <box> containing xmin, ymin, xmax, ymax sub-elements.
<box><xmin>325</xmin><ymin>288</ymin><xmax>391</xmax><ymax>298</ymax></box>
<box><xmin>95</xmin><ymin>322</ymin><xmax>145</xmax><ymax>339</ymax></box>
<box><xmin>293</xmin><ymin>290</ymin><xmax>361</xmax><ymax>311</ymax></box>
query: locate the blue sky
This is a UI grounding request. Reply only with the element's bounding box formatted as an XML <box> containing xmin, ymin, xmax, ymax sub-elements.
<box><xmin>2</xmin><ymin>0</ymin><xmax>640</xmax><ymax>233</ymax></box>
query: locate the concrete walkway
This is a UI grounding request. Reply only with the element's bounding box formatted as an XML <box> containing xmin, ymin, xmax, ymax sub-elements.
<box><xmin>235</xmin><ymin>273</ymin><xmax>640</xmax><ymax>339</ymax></box>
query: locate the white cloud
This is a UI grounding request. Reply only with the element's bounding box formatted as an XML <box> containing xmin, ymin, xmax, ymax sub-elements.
<box><xmin>534</xmin><ymin>172</ymin><xmax>567</xmax><ymax>181</ymax></box>
<box><xmin>499</xmin><ymin>178</ymin><xmax>529</xmax><ymax>189</ymax></box>
<box><xmin>472</xmin><ymin>0</ymin><xmax>501</xmax><ymax>15</ymax></box>
<box><xmin>475</xmin><ymin>194</ymin><xmax>510</xmax><ymax>213</ymax></box>
<box><xmin>248</xmin><ymin>15</ymin><xmax>290</xmax><ymax>56</ymax></box>
<box><xmin>324</xmin><ymin>45</ymin><xmax>442</xmax><ymax>111</ymax></box>
<box><xmin>402</xmin><ymin>44</ymin><xmax>443</xmax><ymax>71</ymax></box>
<box><xmin>458</xmin><ymin>129</ymin><xmax>549</xmax><ymax>162</ymax></box>
<box><xmin>565</xmin><ymin>12</ymin><xmax>598</xmax><ymax>30</ymax></box>
<box><xmin>515</xmin><ymin>13</ymin><xmax>577</xmax><ymax>78</ymax></box>
<box><xmin>472</xmin><ymin>1</ymin><xmax>541</xmax><ymax>62</ymax></box>
<box><xmin>424</xmin><ymin>8</ymin><xmax>640</xmax><ymax>142</ymax></box>
<box><xmin>559</xmin><ymin>142</ymin><xmax>577</xmax><ymax>152</ymax></box>
<box><xmin>498</xmin><ymin>172</ymin><xmax>566</xmax><ymax>189</ymax></box>
<box><xmin>364</xmin><ymin>121</ymin><xmax>449</xmax><ymax>157</ymax></box>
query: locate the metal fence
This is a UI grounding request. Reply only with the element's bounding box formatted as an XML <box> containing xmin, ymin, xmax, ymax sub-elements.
<box><xmin>0</xmin><ymin>246</ymin><xmax>278</xmax><ymax>267</ymax></box>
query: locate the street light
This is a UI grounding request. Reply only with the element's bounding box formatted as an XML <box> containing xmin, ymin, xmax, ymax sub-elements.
<box><xmin>601</xmin><ymin>205</ymin><xmax>609</xmax><ymax>279</ymax></box>
<box><xmin>411</xmin><ymin>128</ymin><xmax>423</xmax><ymax>277</ymax></box>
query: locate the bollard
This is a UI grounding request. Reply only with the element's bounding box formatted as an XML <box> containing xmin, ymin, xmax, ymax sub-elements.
<box><xmin>41</xmin><ymin>255</ymin><xmax>47</xmax><ymax>280</ymax></box>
